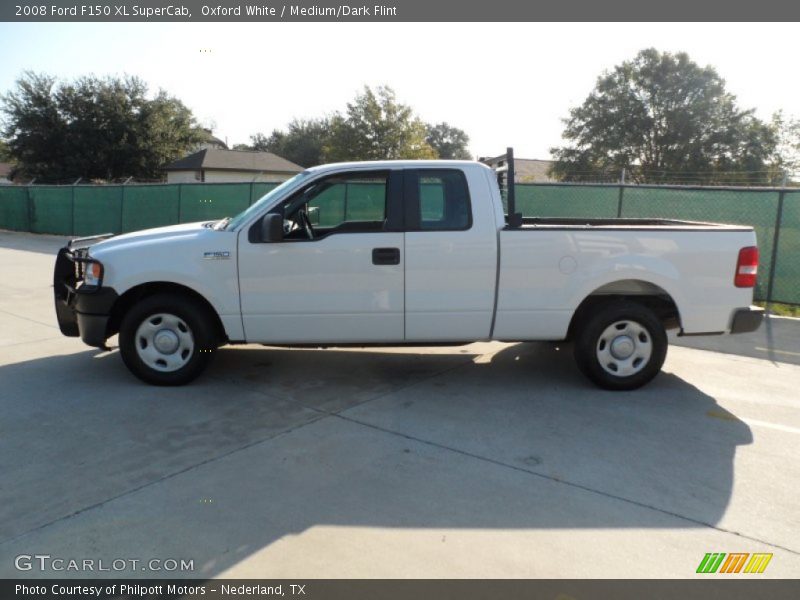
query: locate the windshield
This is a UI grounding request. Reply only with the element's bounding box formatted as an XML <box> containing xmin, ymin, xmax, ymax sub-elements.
<box><xmin>220</xmin><ymin>171</ymin><xmax>313</xmax><ymax>231</ymax></box>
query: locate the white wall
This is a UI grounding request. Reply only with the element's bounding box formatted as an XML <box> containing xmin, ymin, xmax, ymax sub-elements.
<box><xmin>166</xmin><ymin>170</ymin><xmax>201</xmax><ymax>184</ymax></box>
<box><xmin>166</xmin><ymin>169</ymin><xmax>296</xmax><ymax>183</ymax></box>
<box><xmin>203</xmin><ymin>170</ymin><xmax>294</xmax><ymax>183</ymax></box>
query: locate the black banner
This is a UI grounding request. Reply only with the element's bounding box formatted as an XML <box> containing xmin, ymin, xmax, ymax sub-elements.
<box><xmin>3</xmin><ymin>0</ymin><xmax>800</xmax><ymax>22</ymax></box>
<box><xmin>5</xmin><ymin>579</ymin><xmax>800</xmax><ymax>600</ymax></box>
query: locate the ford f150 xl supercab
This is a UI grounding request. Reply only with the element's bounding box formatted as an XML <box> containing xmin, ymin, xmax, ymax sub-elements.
<box><xmin>54</xmin><ymin>149</ymin><xmax>763</xmax><ymax>390</ymax></box>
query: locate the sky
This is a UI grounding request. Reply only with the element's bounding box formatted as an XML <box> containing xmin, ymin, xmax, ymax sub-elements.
<box><xmin>0</xmin><ymin>22</ymin><xmax>798</xmax><ymax>160</ymax></box>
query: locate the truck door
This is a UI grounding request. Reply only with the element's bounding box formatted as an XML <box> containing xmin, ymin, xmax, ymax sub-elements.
<box><xmin>238</xmin><ymin>170</ymin><xmax>405</xmax><ymax>343</ymax></box>
<box><xmin>403</xmin><ymin>168</ymin><xmax>498</xmax><ymax>341</ymax></box>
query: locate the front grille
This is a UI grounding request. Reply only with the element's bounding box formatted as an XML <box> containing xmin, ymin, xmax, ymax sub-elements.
<box><xmin>71</xmin><ymin>248</ymin><xmax>88</xmax><ymax>283</ymax></box>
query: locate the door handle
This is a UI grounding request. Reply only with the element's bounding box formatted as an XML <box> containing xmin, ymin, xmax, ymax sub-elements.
<box><xmin>372</xmin><ymin>247</ymin><xmax>401</xmax><ymax>265</ymax></box>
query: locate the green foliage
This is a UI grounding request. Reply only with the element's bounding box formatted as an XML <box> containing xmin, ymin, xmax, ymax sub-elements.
<box><xmin>0</xmin><ymin>138</ymin><xmax>10</xmax><ymax>161</ymax></box>
<box><xmin>426</xmin><ymin>122</ymin><xmax>471</xmax><ymax>159</ymax></box>
<box><xmin>772</xmin><ymin>111</ymin><xmax>800</xmax><ymax>181</ymax></box>
<box><xmin>551</xmin><ymin>49</ymin><xmax>780</xmax><ymax>184</ymax></box>
<box><xmin>325</xmin><ymin>86</ymin><xmax>437</xmax><ymax>161</ymax></box>
<box><xmin>1</xmin><ymin>71</ymin><xmax>205</xmax><ymax>181</ymax></box>
<box><xmin>243</xmin><ymin>86</ymin><xmax>444</xmax><ymax>165</ymax></box>
<box><xmin>248</xmin><ymin>119</ymin><xmax>331</xmax><ymax>167</ymax></box>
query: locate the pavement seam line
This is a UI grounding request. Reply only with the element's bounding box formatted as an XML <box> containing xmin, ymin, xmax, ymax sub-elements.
<box><xmin>0</xmin><ymin>307</ymin><xmax>59</xmax><ymax>330</ymax></box>
<box><xmin>218</xmin><ymin>347</ymin><xmax>798</xmax><ymax>554</ymax></box>
<box><xmin>0</xmin><ymin>412</ymin><xmax>331</xmax><ymax>547</ymax></box>
<box><xmin>7</xmin><ymin>344</ymin><xmax>791</xmax><ymax>558</ymax></box>
<box><xmin>211</xmin><ymin>349</ymin><xmax>480</xmax><ymax>417</ymax></box>
<box><xmin>0</xmin><ymin>336</ymin><xmax>67</xmax><ymax>349</ymax></box>
<box><xmin>331</xmin><ymin>412</ymin><xmax>800</xmax><ymax>557</ymax></box>
<box><xmin>2</xmin><ymin>350</ymin><xmax>482</xmax><ymax>546</ymax></box>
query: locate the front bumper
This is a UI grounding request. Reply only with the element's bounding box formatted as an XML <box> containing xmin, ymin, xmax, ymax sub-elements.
<box><xmin>730</xmin><ymin>306</ymin><xmax>765</xmax><ymax>334</ymax></box>
<box><xmin>53</xmin><ymin>245</ymin><xmax>118</xmax><ymax>348</ymax></box>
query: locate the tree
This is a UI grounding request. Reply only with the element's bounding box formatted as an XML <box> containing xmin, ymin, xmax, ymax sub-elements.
<box><xmin>550</xmin><ymin>49</ymin><xmax>779</xmax><ymax>184</ymax></box>
<box><xmin>239</xmin><ymin>86</ymin><xmax>471</xmax><ymax>165</ymax></box>
<box><xmin>0</xmin><ymin>138</ymin><xmax>10</xmax><ymax>161</ymax></box>
<box><xmin>325</xmin><ymin>86</ymin><xmax>437</xmax><ymax>161</ymax></box>
<box><xmin>772</xmin><ymin>111</ymin><xmax>800</xmax><ymax>181</ymax></box>
<box><xmin>426</xmin><ymin>122</ymin><xmax>471</xmax><ymax>159</ymax></box>
<box><xmin>1</xmin><ymin>71</ymin><xmax>205</xmax><ymax>181</ymax></box>
<box><xmin>238</xmin><ymin>119</ymin><xmax>331</xmax><ymax>167</ymax></box>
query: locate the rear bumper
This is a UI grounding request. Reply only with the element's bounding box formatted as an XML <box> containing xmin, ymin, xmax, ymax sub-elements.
<box><xmin>730</xmin><ymin>306</ymin><xmax>764</xmax><ymax>334</ymax></box>
<box><xmin>53</xmin><ymin>246</ymin><xmax>118</xmax><ymax>348</ymax></box>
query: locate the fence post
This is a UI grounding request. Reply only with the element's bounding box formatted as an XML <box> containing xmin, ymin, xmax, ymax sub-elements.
<box><xmin>765</xmin><ymin>186</ymin><xmax>787</xmax><ymax>309</ymax></box>
<box><xmin>616</xmin><ymin>168</ymin><xmax>626</xmax><ymax>218</ymax></box>
<box><xmin>71</xmin><ymin>183</ymin><xmax>76</xmax><ymax>236</ymax></box>
<box><xmin>26</xmin><ymin>183</ymin><xmax>33</xmax><ymax>232</ymax></box>
<box><xmin>343</xmin><ymin>182</ymin><xmax>349</xmax><ymax>221</ymax></box>
<box><xmin>119</xmin><ymin>184</ymin><xmax>126</xmax><ymax>234</ymax></box>
<box><xmin>178</xmin><ymin>184</ymin><xmax>183</xmax><ymax>223</ymax></box>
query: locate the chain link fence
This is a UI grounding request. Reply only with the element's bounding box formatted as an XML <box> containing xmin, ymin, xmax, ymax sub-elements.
<box><xmin>0</xmin><ymin>180</ymin><xmax>797</xmax><ymax>305</ymax></box>
<box><xmin>0</xmin><ymin>182</ymin><xmax>281</xmax><ymax>237</ymax></box>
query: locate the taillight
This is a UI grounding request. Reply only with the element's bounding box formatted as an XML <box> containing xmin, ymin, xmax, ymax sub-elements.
<box><xmin>734</xmin><ymin>246</ymin><xmax>759</xmax><ymax>288</ymax></box>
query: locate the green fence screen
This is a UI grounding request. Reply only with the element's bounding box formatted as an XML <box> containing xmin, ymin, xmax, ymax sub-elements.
<box><xmin>121</xmin><ymin>185</ymin><xmax>181</xmax><ymax>233</ymax></box>
<box><xmin>770</xmin><ymin>191</ymin><xmax>800</xmax><ymax>304</ymax></box>
<box><xmin>28</xmin><ymin>187</ymin><xmax>73</xmax><ymax>235</ymax></box>
<box><xmin>0</xmin><ymin>186</ymin><xmax>29</xmax><ymax>231</ymax></box>
<box><xmin>515</xmin><ymin>184</ymin><xmax>620</xmax><ymax>218</ymax></box>
<box><xmin>0</xmin><ymin>181</ymin><xmax>797</xmax><ymax>304</ymax></box>
<box><xmin>73</xmin><ymin>186</ymin><xmax>123</xmax><ymax>237</ymax></box>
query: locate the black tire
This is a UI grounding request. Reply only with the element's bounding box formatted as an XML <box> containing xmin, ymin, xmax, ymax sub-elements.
<box><xmin>118</xmin><ymin>293</ymin><xmax>218</xmax><ymax>385</ymax></box>
<box><xmin>573</xmin><ymin>300</ymin><xmax>667</xmax><ymax>391</ymax></box>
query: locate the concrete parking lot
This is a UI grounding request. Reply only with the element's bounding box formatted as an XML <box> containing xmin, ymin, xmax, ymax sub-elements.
<box><xmin>1</xmin><ymin>229</ymin><xmax>799</xmax><ymax>578</ymax></box>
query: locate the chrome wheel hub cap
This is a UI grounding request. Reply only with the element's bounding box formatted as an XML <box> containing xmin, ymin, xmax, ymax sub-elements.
<box><xmin>610</xmin><ymin>335</ymin><xmax>635</xmax><ymax>359</ymax></box>
<box><xmin>596</xmin><ymin>320</ymin><xmax>652</xmax><ymax>377</ymax></box>
<box><xmin>135</xmin><ymin>313</ymin><xmax>194</xmax><ymax>372</ymax></box>
<box><xmin>153</xmin><ymin>329</ymin><xmax>180</xmax><ymax>354</ymax></box>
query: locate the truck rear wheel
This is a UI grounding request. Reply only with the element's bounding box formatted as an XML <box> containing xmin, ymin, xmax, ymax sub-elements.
<box><xmin>573</xmin><ymin>301</ymin><xmax>667</xmax><ymax>390</ymax></box>
<box><xmin>119</xmin><ymin>293</ymin><xmax>217</xmax><ymax>385</ymax></box>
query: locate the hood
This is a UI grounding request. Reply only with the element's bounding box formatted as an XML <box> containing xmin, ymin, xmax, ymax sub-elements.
<box><xmin>88</xmin><ymin>221</ymin><xmax>212</xmax><ymax>256</ymax></box>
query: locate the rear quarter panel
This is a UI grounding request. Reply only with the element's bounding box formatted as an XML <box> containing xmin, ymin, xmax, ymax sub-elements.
<box><xmin>494</xmin><ymin>227</ymin><xmax>756</xmax><ymax>340</ymax></box>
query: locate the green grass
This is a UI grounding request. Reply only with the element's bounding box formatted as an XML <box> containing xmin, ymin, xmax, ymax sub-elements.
<box><xmin>755</xmin><ymin>301</ymin><xmax>800</xmax><ymax>317</ymax></box>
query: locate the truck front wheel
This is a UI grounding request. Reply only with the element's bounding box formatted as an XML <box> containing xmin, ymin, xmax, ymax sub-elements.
<box><xmin>119</xmin><ymin>293</ymin><xmax>217</xmax><ymax>385</ymax></box>
<box><xmin>573</xmin><ymin>301</ymin><xmax>667</xmax><ymax>391</ymax></box>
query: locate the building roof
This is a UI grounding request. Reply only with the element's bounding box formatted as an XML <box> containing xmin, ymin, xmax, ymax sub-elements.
<box><xmin>514</xmin><ymin>159</ymin><xmax>556</xmax><ymax>183</ymax></box>
<box><xmin>201</xmin><ymin>128</ymin><xmax>228</xmax><ymax>150</ymax></box>
<box><xmin>165</xmin><ymin>149</ymin><xmax>303</xmax><ymax>173</ymax></box>
<box><xmin>478</xmin><ymin>155</ymin><xmax>556</xmax><ymax>183</ymax></box>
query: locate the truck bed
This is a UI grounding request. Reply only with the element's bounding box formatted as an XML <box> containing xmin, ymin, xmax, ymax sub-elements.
<box><xmin>493</xmin><ymin>223</ymin><xmax>757</xmax><ymax>341</ymax></box>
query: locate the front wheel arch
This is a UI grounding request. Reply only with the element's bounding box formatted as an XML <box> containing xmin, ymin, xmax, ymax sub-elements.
<box><xmin>118</xmin><ymin>292</ymin><xmax>219</xmax><ymax>385</ymax></box>
<box><xmin>107</xmin><ymin>282</ymin><xmax>227</xmax><ymax>345</ymax></box>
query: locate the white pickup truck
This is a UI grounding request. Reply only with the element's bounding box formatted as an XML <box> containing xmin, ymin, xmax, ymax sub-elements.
<box><xmin>54</xmin><ymin>150</ymin><xmax>763</xmax><ymax>390</ymax></box>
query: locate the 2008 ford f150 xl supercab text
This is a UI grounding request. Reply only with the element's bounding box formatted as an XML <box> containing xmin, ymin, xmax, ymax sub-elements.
<box><xmin>54</xmin><ymin>150</ymin><xmax>763</xmax><ymax>390</ymax></box>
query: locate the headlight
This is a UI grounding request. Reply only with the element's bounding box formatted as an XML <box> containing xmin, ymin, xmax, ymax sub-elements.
<box><xmin>82</xmin><ymin>260</ymin><xmax>104</xmax><ymax>287</ymax></box>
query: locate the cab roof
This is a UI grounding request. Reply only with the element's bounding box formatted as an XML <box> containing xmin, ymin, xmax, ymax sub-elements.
<box><xmin>305</xmin><ymin>159</ymin><xmax>490</xmax><ymax>175</ymax></box>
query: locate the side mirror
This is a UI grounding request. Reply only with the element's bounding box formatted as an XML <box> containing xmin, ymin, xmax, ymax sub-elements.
<box><xmin>308</xmin><ymin>206</ymin><xmax>320</xmax><ymax>226</ymax></box>
<box><xmin>260</xmin><ymin>213</ymin><xmax>284</xmax><ymax>243</ymax></box>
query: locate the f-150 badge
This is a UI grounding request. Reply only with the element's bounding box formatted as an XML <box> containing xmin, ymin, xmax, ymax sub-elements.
<box><xmin>203</xmin><ymin>251</ymin><xmax>230</xmax><ymax>260</ymax></box>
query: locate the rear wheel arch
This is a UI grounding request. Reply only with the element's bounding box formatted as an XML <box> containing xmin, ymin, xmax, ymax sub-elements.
<box><xmin>566</xmin><ymin>279</ymin><xmax>681</xmax><ymax>341</ymax></box>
